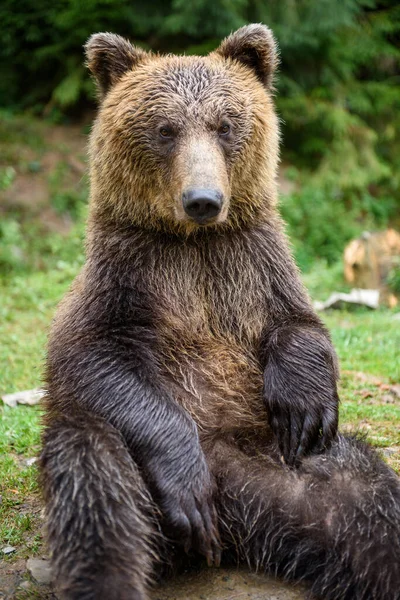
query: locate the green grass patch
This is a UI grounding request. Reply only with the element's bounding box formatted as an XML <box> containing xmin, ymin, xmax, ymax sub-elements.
<box><xmin>0</xmin><ymin>111</ymin><xmax>48</xmax><ymax>166</ymax></box>
<box><xmin>0</xmin><ymin>407</ymin><xmax>43</xmax><ymax>558</ymax></box>
<box><xmin>301</xmin><ymin>260</ymin><xmax>351</xmax><ymax>300</ymax></box>
<box><xmin>322</xmin><ymin>309</ymin><xmax>400</xmax><ymax>381</ymax></box>
<box><xmin>0</xmin><ymin>267</ymin><xmax>81</xmax><ymax>393</ymax></box>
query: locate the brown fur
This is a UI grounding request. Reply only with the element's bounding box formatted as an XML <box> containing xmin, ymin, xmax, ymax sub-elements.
<box><xmin>40</xmin><ymin>25</ymin><xmax>400</xmax><ymax>600</ymax></box>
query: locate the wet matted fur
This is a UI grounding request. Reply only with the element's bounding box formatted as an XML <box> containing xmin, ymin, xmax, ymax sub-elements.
<box><xmin>40</xmin><ymin>24</ymin><xmax>400</xmax><ymax>600</ymax></box>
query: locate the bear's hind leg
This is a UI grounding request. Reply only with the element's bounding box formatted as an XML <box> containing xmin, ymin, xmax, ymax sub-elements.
<box><xmin>209</xmin><ymin>435</ymin><xmax>400</xmax><ymax>600</ymax></box>
<box><xmin>40</xmin><ymin>413</ymin><xmax>162</xmax><ymax>600</ymax></box>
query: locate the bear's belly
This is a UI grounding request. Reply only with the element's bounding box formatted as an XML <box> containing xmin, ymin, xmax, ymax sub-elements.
<box><xmin>158</xmin><ymin>333</ymin><xmax>266</xmax><ymax>434</ymax></box>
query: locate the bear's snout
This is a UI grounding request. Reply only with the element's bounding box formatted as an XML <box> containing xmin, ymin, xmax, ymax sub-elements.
<box><xmin>182</xmin><ymin>188</ymin><xmax>223</xmax><ymax>224</ymax></box>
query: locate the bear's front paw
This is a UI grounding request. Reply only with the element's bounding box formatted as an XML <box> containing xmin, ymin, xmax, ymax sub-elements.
<box><xmin>263</xmin><ymin>326</ymin><xmax>340</xmax><ymax>466</ymax></box>
<box><xmin>161</xmin><ymin>476</ymin><xmax>220</xmax><ymax>566</ymax></box>
<box><xmin>148</xmin><ymin>457</ymin><xmax>221</xmax><ymax>566</ymax></box>
<box><xmin>265</xmin><ymin>391</ymin><xmax>338</xmax><ymax>467</ymax></box>
<box><xmin>263</xmin><ymin>357</ymin><xmax>339</xmax><ymax>466</ymax></box>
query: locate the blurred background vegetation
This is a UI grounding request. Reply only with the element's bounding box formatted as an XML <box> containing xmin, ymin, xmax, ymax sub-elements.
<box><xmin>1</xmin><ymin>0</ymin><xmax>400</xmax><ymax>275</ymax></box>
<box><xmin>1</xmin><ymin>0</ymin><xmax>400</xmax><ymax>282</ymax></box>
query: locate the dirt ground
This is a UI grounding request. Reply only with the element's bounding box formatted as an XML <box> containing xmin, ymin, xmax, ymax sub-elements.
<box><xmin>155</xmin><ymin>568</ymin><xmax>306</xmax><ymax>600</ymax></box>
<box><xmin>0</xmin><ymin>560</ymin><xmax>307</xmax><ymax>599</ymax></box>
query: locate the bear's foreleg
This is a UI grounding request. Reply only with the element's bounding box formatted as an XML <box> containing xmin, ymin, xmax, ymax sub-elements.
<box><xmin>262</xmin><ymin>322</ymin><xmax>339</xmax><ymax>465</ymax></box>
<box><xmin>40</xmin><ymin>412</ymin><xmax>160</xmax><ymax>600</ymax></box>
<box><xmin>46</xmin><ymin>287</ymin><xmax>220</xmax><ymax>564</ymax></box>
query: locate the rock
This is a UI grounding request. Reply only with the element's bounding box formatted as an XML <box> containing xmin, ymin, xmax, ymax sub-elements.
<box><xmin>390</xmin><ymin>384</ymin><xmax>400</xmax><ymax>398</ymax></box>
<box><xmin>2</xmin><ymin>388</ymin><xmax>44</xmax><ymax>408</ymax></box>
<box><xmin>381</xmin><ymin>448</ymin><xmax>397</xmax><ymax>458</ymax></box>
<box><xmin>19</xmin><ymin>581</ymin><xmax>32</xmax><ymax>591</ymax></box>
<box><xmin>20</xmin><ymin>562</ymin><xmax>306</xmax><ymax>598</ymax></box>
<box><xmin>381</xmin><ymin>394</ymin><xmax>395</xmax><ymax>404</ymax></box>
<box><xmin>314</xmin><ymin>288</ymin><xmax>380</xmax><ymax>311</ymax></box>
<box><xmin>2</xmin><ymin>546</ymin><xmax>16</xmax><ymax>555</ymax></box>
<box><xmin>27</xmin><ymin>558</ymin><xmax>53</xmax><ymax>585</ymax></box>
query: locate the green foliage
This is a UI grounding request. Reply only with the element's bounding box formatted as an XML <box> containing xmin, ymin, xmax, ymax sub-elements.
<box><xmin>281</xmin><ymin>183</ymin><xmax>360</xmax><ymax>269</ymax></box>
<box><xmin>301</xmin><ymin>260</ymin><xmax>351</xmax><ymax>300</ymax></box>
<box><xmin>281</xmin><ymin>177</ymin><xmax>397</xmax><ymax>271</ymax></box>
<box><xmin>0</xmin><ymin>212</ymin><xmax>85</xmax><ymax>281</ymax></box>
<box><xmin>0</xmin><ymin>219</ymin><xmax>27</xmax><ymax>275</ymax></box>
<box><xmin>273</xmin><ymin>0</ymin><xmax>400</xmax><ymax>267</ymax></box>
<box><xmin>48</xmin><ymin>162</ymin><xmax>88</xmax><ymax>219</ymax></box>
<box><xmin>387</xmin><ymin>258</ymin><xmax>400</xmax><ymax>293</ymax></box>
<box><xmin>0</xmin><ymin>166</ymin><xmax>16</xmax><ymax>190</ymax></box>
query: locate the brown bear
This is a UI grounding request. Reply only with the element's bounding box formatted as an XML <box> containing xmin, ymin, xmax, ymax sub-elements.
<box><xmin>40</xmin><ymin>25</ymin><xmax>400</xmax><ymax>600</ymax></box>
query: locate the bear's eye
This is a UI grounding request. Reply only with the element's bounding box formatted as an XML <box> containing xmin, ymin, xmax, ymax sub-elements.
<box><xmin>218</xmin><ymin>123</ymin><xmax>231</xmax><ymax>137</ymax></box>
<box><xmin>159</xmin><ymin>126</ymin><xmax>174</xmax><ymax>140</ymax></box>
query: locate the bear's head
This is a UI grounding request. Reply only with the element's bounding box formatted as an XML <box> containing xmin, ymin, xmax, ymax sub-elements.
<box><xmin>86</xmin><ymin>25</ymin><xmax>280</xmax><ymax>234</ymax></box>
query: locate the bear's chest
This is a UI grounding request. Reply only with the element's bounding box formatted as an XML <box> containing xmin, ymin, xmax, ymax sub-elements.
<box><xmin>149</xmin><ymin>233</ymin><xmax>270</xmax><ymax>344</ymax></box>
<box><xmin>149</xmin><ymin>243</ymin><xmax>269</xmax><ymax>432</ymax></box>
<box><xmin>152</xmin><ymin>243</ymin><xmax>267</xmax><ymax>351</ymax></box>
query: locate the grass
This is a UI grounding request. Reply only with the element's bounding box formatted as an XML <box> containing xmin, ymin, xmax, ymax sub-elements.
<box><xmin>0</xmin><ymin>230</ymin><xmax>84</xmax><ymax>563</ymax></box>
<box><xmin>304</xmin><ymin>266</ymin><xmax>400</xmax><ymax>458</ymax></box>
<box><xmin>0</xmin><ymin>267</ymin><xmax>79</xmax><ymax>393</ymax></box>
<box><xmin>328</xmin><ymin>311</ymin><xmax>400</xmax><ymax>468</ymax></box>
<box><xmin>323</xmin><ymin>309</ymin><xmax>400</xmax><ymax>381</ymax></box>
<box><xmin>0</xmin><ymin>404</ymin><xmax>43</xmax><ymax>559</ymax></box>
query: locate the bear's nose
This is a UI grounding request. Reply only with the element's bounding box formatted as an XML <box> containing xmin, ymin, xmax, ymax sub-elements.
<box><xmin>182</xmin><ymin>189</ymin><xmax>223</xmax><ymax>224</ymax></box>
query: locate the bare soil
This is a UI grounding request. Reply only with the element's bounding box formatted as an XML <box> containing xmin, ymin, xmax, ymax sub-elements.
<box><xmin>1</xmin><ymin>119</ymin><xmax>88</xmax><ymax>235</ymax></box>
<box><xmin>0</xmin><ymin>562</ymin><xmax>306</xmax><ymax>600</ymax></box>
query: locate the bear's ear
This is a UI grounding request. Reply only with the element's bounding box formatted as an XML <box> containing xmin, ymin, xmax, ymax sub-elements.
<box><xmin>85</xmin><ymin>33</ymin><xmax>147</xmax><ymax>97</ymax></box>
<box><xmin>215</xmin><ymin>24</ymin><xmax>278</xmax><ymax>89</ymax></box>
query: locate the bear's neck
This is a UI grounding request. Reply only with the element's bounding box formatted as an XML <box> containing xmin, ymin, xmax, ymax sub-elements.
<box><xmin>86</xmin><ymin>207</ymin><xmax>281</xmax><ymax>261</ymax></box>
